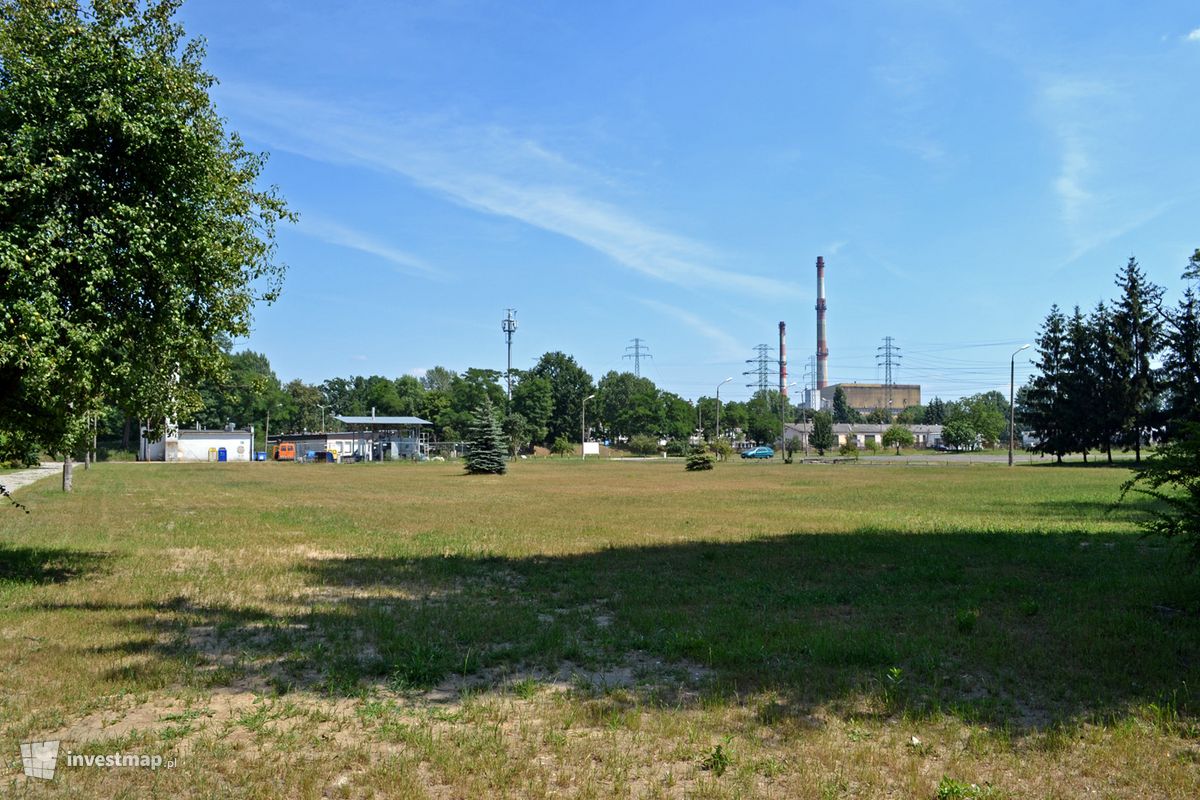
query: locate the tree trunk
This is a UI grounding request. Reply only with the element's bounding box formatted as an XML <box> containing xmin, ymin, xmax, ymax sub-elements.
<box><xmin>62</xmin><ymin>458</ymin><xmax>73</xmax><ymax>492</ymax></box>
<box><xmin>122</xmin><ymin>417</ymin><xmax>131</xmax><ymax>450</ymax></box>
<box><xmin>1135</xmin><ymin>439</ymin><xmax>1141</xmax><ymax>462</ymax></box>
<box><xmin>1082</xmin><ymin>451</ymin><xmax>1088</xmax><ymax>463</ymax></box>
<box><xmin>1107</xmin><ymin>445</ymin><xmax>1113</xmax><ymax>464</ymax></box>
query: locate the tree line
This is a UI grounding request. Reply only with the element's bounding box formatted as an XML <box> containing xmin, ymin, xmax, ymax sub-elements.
<box><xmin>1021</xmin><ymin>253</ymin><xmax>1200</xmax><ymax>463</ymax></box>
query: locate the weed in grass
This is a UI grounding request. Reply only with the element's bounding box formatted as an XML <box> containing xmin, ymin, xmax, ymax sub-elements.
<box><xmin>935</xmin><ymin>776</ymin><xmax>1000</xmax><ymax>799</ymax></box>
<box><xmin>1020</xmin><ymin>599</ymin><xmax>1040</xmax><ymax>617</ymax></box>
<box><xmin>698</xmin><ymin>738</ymin><xmax>732</xmax><ymax>777</ymax></box>
<box><xmin>510</xmin><ymin>677</ymin><xmax>539</xmax><ymax>699</ymax></box>
<box><xmin>956</xmin><ymin>608</ymin><xmax>980</xmax><ymax>634</ymax></box>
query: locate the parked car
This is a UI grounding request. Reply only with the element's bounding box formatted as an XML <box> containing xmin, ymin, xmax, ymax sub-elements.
<box><xmin>741</xmin><ymin>446</ymin><xmax>775</xmax><ymax>459</ymax></box>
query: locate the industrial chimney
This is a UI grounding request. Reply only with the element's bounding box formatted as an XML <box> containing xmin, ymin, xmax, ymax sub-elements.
<box><xmin>816</xmin><ymin>256</ymin><xmax>828</xmax><ymax>390</ymax></box>
<box><xmin>778</xmin><ymin>321</ymin><xmax>787</xmax><ymax>399</ymax></box>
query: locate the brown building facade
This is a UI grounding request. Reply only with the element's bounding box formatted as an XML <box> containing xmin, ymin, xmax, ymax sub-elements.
<box><xmin>818</xmin><ymin>382</ymin><xmax>921</xmax><ymax>413</ymax></box>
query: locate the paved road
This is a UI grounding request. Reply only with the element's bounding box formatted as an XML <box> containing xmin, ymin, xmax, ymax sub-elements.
<box><xmin>1</xmin><ymin>462</ymin><xmax>64</xmax><ymax>494</ymax></box>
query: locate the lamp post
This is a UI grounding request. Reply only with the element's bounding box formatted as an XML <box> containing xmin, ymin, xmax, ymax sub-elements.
<box><xmin>581</xmin><ymin>394</ymin><xmax>596</xmax><ymax>460</ymax></box>
<box><xmin>715</xmin><ymin>377</ymin><xmax>733</xmax><ymax>443</ymax></box>
<box><xmin>1009</xmin><ymin>344</ymin><xmax>1031</xmax><ymax>466</ymax></box>
<box><xmin>317</xmin><ymin>404</ymin><xmax>328</xmax><ymax>433</ymax></box>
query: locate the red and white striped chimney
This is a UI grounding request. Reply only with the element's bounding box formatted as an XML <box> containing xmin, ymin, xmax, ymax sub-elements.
<box><xmin>816</xmin><ymin>256</ymin><xmax>828</xmax><ymax>390</ymax></box>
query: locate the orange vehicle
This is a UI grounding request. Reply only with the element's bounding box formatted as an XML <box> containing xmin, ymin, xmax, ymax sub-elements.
<box><xmin>272</xmin><ymin>442</ymin><xmax>296</xmax><ymax>461</ymax></box>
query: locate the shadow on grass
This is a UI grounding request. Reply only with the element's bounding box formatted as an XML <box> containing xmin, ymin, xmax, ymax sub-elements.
<box><xmin>0</xmin><ymin>545</ymin><xmax>109</xmax><ymax>585</ymax></box>
<box><xmin>31</xmin><ymin>529</ymin><xmax>1200</xmax><ymax>733</ymax></box>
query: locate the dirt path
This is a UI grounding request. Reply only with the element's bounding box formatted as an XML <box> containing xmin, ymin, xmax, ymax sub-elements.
<box><xmin>0</xmin><ymin>462</ymin><xmax>64</xmax><ymax>495</ymax></box>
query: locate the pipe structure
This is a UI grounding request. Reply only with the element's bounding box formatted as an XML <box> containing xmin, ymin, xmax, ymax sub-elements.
<box><xmin>815</xmin><ymin>256</ymin><xmax>828</xmax><ymax>390</ymax></box>
<box><xmin>778</xmin><ymin>321</ymin><xmax>787</xmax><ymax>400</ymax></box>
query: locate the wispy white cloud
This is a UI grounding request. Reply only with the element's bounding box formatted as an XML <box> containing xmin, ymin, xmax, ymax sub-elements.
<box><xmin>296</xmin><ymin>214</ymin><xmax>440</xmax><ymax>278</ymax></box>
<box><xmin>1035</xmin><ymin>75</ymin><xmax>1166</xmax><ymax>265</ymax></box>
<box><xmin>636</xmin><ymin>298</ymin><xmax>745</xmax><ymax>361</ymax></box>
<box><xmin>1187</xmin><ymin>27</ymin><xmax>1200</xmax><ymax>42</ymax></box>
<box><xmin>218</xmin><ymin>85</ymin><xmax>800</xmax><ymax>300</ymax></box>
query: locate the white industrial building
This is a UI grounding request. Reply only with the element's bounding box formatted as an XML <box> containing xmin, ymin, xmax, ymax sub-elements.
<box><xmin>782</xmin><ymin>422</ymin><xmax>944</xmax><ymax>449</ymax></box>
<box><xmin>141</xmin><ymin>424</ymin><xmax>254</xmax><ymax>462</ymax></box>
<box><xmin>269</xmin><ymin>414</ymin><xmax>433</xmax><ymax>462</ymax></box>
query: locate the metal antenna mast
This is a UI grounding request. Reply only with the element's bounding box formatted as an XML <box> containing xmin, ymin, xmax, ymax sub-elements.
<box><xmin>502</xmin><ymin>309</ymin><xmax>518</xmax><ymax>401</ymax></box>
<box><xmin>743</xmin><ymin>344</ymin><xmax>776</xmax><ymax>397</ymax></box>
<box><xmin>876</xmin><ymin>336</ymin><xmax>901</xmax><ymax>417</ymax></box>
<box><xmin>623</xmin><ymin>338</ymin><xmax>652</xmax><ymax>377</ymax></box>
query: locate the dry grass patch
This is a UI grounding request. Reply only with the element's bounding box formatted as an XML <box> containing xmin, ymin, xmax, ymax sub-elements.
<box><xmin>1</xmin><ymin>459</ymin><xmax>1198</xmax><ymax>797</ymax></box>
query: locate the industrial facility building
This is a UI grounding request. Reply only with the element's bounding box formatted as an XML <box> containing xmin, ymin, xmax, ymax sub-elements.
<box><xmin>818</xmin><ymin>383</ymin><xmax>921</xmax><ymax>414</ymax></box>
<box><xmin>140</xmin><ymin>425</ymin><xmax>254</xmax><ymax>462</ymax></box>
<box><xmin>783</xmin><ymin>421</ymin><xmax>943</xmax><ymax>449</ymax></box>
<box><xmin>268</xmin><ymin>414</ymin><xmax>433</xmax><ymax>461</ymax></box>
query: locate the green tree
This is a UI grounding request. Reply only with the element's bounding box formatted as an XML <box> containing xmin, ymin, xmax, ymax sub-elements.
<box><xmin>464</xmin><ymin>398</ymin><xmax>506</xmax><ymax>475</ymax></box>
<box><xmin>1161</xmin><ymin>286</ymin><xmax>1200</xmax><ymax>440</ymax></box>
<box><xmin>596</xmin><ymin>371</ymin><xmax>661</xmax><ymax>440</ymax></box>
<box><xmin>881</xmin><ymin>424</ymin><xmax>914</xmax><ymax>454</ymax></box>
<box><xmin>832</xmin><ymin>387</ymin><xmax>861</xmax><ymax>424</ymax></box>
<box><xmin>942</xmin><ymin>418</ymin><xmax>977</xmax><ymax>451</ymax></box>
<box><xmin>1121</xmin><ymin>424</ymin><xmax>1200</xmax><ymax>568</ymax></box>
<box><xmin>1089</xmin><ymin>301</ymin><xmax>1123</xmax><ymax>462</ymax></box>
<box><xmin>550</xmin><ymin>436</ymin><xmax>574</xmax><ymax>457</ymax></box>
<box><xmin>810</xmin><ymin>411</ymin><xmax>834</xmax><ymax>455</ymax></box>
<box><xmin>0</xmin><ymin>0</ymin><xmax>291</xmax><ymax>488</ymax></box>
<box><xmin>1111</xmin><ymin>257</ymin><xmax>1163</xmax><ymax>462</ymax></box>
<box><xmin>1026</xmin><ymin>305</ymin><xmax>1071</xmax><ymax>462</ymax></box>
<box><xmin>746</xmin><ymin>392</ymin><xmax>783</xmax><ymax>444</ymax></box>
<box><xmin>502</xmin><ymin>411</ymin><xmax>530</xmax><ymax>457</ymax></box>
<box><xmin>510</xmin><ymin>372</ymin><xmax>553</xmax><ymax>445</ymax></box>
<box><xmin>1061</xmin><ymin>306</ymin><xmax>1097</xmax><ymax>460</ymax></box>
<box><xmin>923</xmin><ymin>397</ymin><xmax>947</xmax><ymax>425</ymax></box>
<box><xmin>528</xmin><ymin>352</ymin><xmax>595</xmax><ymax>447</ymax></box>
<box><xmin>627</xmin><ymin>434</ymin><xmax>659</xmax><ymax>455</ymax></box>
<box><xmin>685</xmin><ymin>443</ymin><xmax>715</xmax><ymax>471</ymax></box>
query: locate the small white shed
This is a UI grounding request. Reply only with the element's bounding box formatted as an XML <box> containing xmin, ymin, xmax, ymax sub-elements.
<box><xmin>141</xmin><ymin>426</ymin><xmax>254</xmax><ymax>462</ymax></box>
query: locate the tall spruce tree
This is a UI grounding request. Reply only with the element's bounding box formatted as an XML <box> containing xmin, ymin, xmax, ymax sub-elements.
<box><xmin>1062</xmin><ymin>306</ymin><xmax>1096</xmax><ymax>460</ymax></box>
<box><xmin>464</xmin><ymin>397</ymin><xmax>507</xmax><ymax>475</ymax></box>
<box><xmin>1027</xmin><ymin>305</ymin><xmax>1070</xmax><ymax>462</ymax></box>
<box><xmin>1161</xmin><ymin>287</ymin><xmax>1200</xmax><ymax>438</ymax></box>
<box><xmin>1089</xmin><ymin>301</ymin><xmax>1123</xmax><ymax>463</ymax></box>
<box><xmin>1111</xmin><ymin>257</ymin><xmax>1163</xmax><ymax>461</ymax></box>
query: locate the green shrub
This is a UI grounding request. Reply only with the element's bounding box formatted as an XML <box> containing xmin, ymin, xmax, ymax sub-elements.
<box><xmin>628</xmin><ymin>434</ymin><xmax>660</xmax><ymax>456</ymax></box>
<box><xmin>685</xmin><ymin>444</ymin><xmax>715</xmax><ymax>471</ymax></box>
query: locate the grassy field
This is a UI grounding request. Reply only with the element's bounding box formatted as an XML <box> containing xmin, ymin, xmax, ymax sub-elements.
<box><xmin>1</xmin><ymin>459</ymin><xmax>1197</xmax><ymax>798</ymax></box>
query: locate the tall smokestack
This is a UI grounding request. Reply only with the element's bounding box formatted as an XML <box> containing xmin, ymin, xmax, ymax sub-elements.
<box><xmin>816</xmin><ymin>256</ymin><xmax>828</xmax><ymax>390</ymax></box>
<box><xmin>778</xmin><ymin>321</ymin><xmax>787</xmax><ymax>399</ymax></box>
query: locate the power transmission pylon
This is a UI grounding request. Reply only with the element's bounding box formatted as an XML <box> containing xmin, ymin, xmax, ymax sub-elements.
<box><xmin>623</xmin><ymin>338</ymin><xmax>651</xmax><ymax>377</ymax></box>
<box><xmin>876</xmin><ymin>335</ymin><xmax>901</xmax><ymax>418</ymax></box>
<box><xmin>743</xmin><ymin>344</ymin><xmax>776</xmax><ymax>397</ymax></box>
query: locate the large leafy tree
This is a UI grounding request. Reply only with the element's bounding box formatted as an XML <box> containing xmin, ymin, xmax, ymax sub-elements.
<box><xmin>0</xmin><ymin>0</ymin><xmax>291</xmax><ymax>487</ymax></box>
<box><xmin>527</xmin><ymin>351</ymin><xmax>594</xmax><ymax>447</ymax></box>
<box><xmin>810</xmin><ymin>410</ymin><xmax>834</xmax><ymax>455</ymax></box>
<box><xmin>596</xmin><ymin>370</ymin><xmax>661</xmax><ymax>440</ymax></box>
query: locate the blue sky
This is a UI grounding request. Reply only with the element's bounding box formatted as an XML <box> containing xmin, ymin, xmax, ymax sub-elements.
<box><xmin>179</xmin><ymin>1</ymin><xmax>1200</xmax><ymax>404</ymax></box>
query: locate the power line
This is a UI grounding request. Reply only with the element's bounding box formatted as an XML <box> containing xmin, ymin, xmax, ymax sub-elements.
<box><xmin>876</xmin><ymin>335</ymin><xmax>901</xmax><ymax>417</ymax></box>
<box><xmin>623</xmin><ymin>338</ymin><xmax>652</xmax><ymax>377</ymax></box>
<box><xmin>743</xmin><ymin>344</ymin><xmax>776</xmax><ymax>396</ymax></box>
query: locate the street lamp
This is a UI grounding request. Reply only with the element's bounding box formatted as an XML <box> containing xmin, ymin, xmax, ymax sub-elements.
<box><xmin>317</xmin><ymin>403</ymin><xmax>328</xmax><ymax>433</ymax></box>
<box><xmin>581</xmin><ymin>394</ymin><xmax>596</xmax><ymax>460</ymax></box>
<box><xmin>1009</xmin><ymin>344</ymin><xmax>1031</xmax><ymax>466</ymax></box>
<box><xmin>715</xmin><ymin>377</ymin><xmax>733</xmax><ymax>442</ymax></box>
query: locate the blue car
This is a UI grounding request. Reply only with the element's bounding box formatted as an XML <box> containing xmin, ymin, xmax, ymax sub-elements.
<box><xmin>741</xmin><ymin>446</ymin><xmax>775</xmax><ymax>459</ymax></box>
